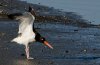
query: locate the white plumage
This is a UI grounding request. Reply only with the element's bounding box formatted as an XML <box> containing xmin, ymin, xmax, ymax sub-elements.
<box><xmin>12</xmin><ymin>12</ymin><xmax>36</xmax><ymax>45</ymax></box>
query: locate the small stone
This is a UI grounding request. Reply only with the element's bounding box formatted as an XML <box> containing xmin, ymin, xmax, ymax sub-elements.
<box><xmin>65</xmin><ymin>50</ymin><xmax>69</xmax><ymax>53</ymax></box>
<box><xmin>41</xmin><ymin>49</ymin><xmax>44</xmax><ymax>52</ymax></box>
<box><xmin>83</xmin><ymin>49</ymin><xmax>87</xmax><ymax>52</ymax></box>
<box><xmin>21</xmin><ymin>53</ymin><xmax>25</xmax><ymax>56</ymax></box>
<box><xmin>93</xmin><ymin>48</ymin><xmax>96</xmax><ymax>51</ymax></box>
<box><xmin>74</xmin><ymin>29</ymin><xmax>78</xmax><ymax>32</ymax></box>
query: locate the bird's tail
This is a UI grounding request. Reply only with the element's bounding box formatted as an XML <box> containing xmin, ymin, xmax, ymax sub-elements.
<box><xmin>11</xmin><ymin>37</ymin><xmax>23</xmax><ymax>44</ymax></box>
<box><xmin>11</xmin><ymin>37</ymin><xmax>19</xmax><ymax>43</ymax></box>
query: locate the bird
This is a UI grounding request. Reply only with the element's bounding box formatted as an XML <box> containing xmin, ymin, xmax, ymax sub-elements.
<box><xmin>7</xmin><ymin>7</ymin><xmax>53</xmax><ymax>59</ymax></box>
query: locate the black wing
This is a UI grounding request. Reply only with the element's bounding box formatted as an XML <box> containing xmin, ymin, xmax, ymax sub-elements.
<box><xmin>7</xmin><ymin>13</ymin><xmax>23</xmax><ymax>20</ymax></box>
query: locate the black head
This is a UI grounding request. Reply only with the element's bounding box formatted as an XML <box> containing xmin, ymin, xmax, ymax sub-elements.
<box><xmin>35</xmin><ymin>32</ymin><xmax>46</xmax><ymax>43</ymax></box>
<box><xmin>28</xmin><ymin>6</ymin><xmax>32</xmax><ymax>12</ymax></box>
<box><xmin>28</xmin><ymin>6</ymin><xmax>36</xmax><ymax>17</ymax></box>
<box><xmin>34</xmin><ymin>30</ymin><xmax>53</xmax><ymax>49</ymax></box>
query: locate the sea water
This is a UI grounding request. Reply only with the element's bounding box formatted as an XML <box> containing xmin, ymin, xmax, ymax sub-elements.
<box><xmin>22</xmin><ymin>0</ymin><xmax>100</xmax><ymax>25</ymax></box>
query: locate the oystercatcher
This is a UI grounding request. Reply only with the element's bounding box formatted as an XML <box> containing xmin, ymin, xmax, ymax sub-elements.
<box><xmin>8</xmin><ymin>7</ymin><xmax>53</xmax><ymax>59</ymax></box>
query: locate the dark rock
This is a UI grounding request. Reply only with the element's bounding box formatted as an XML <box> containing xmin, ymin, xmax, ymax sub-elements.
<box><xmin>65</xmin><ymin>50</ymin><xmax>69</xmax><ymax>53</ymax></box>
<box><xmin>21</xmin><ymin>53</ymin><xmax>25</xmax><ymax>56</ymax></box>
<box><xmin>93</xmin><ymin>48</ymin><xmax>96</xmax><ymax>51</ymax></box>
<box><xmin>74</xmin><ymin>29</ymin><xmax>78</xmax><ymax>32</ymax></box>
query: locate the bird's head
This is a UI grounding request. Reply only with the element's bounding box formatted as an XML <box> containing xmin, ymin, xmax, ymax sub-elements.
<box><xmin>28</xmin><ymin>6</ymin><xmax>36</xmax><ymax>17</ymax></box>
<box><xmin>35</xmin><ymin>33</ymin><xmax>53</xmax><ymax>49</ymax></box>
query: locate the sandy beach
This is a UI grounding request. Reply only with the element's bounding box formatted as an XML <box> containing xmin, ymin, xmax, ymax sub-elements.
<box><xmin>0</xmin><ymin>21</ymin><xmax>100</xmax><ymax>65</ymax></box>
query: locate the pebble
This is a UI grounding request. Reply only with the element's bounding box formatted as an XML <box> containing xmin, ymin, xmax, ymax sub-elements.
<box><xmin>80</xmin><ymin>49</ymin><xmax>87</xmax><ymax>52</ymax></box>
<box><xmin>41</xmin><ymin>49</ymin><xmax>44</xmax><ymax>52</ymax></box>
<box><xmin>74</xmin><ymin>29</ymin><xmax>78</xmax><ymax>32</ymax></box>
<box><xmin>65</xmin><ymin>50</ymin><xmax>69</xmax><ymax>53</ymax></box>
<box><xmin>93</xmin><ymin>48</ymin><xmax>96</xmax><ymax>51</ymax></box>
<box><xmin>83</xmin><ymin>49</ymin><xmax>87</xmax><ymax>52</ymax></box>
<box><xmin>21</xmin><ymin>53</ymin><xmax>25</xmax><ymax>56</ymax></box>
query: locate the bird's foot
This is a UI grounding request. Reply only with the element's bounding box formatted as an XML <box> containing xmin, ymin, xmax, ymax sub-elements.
<box><xmin>27</xmin><ymin>57</ymin><xmax>34</xmax><ymax>60</ymax></box>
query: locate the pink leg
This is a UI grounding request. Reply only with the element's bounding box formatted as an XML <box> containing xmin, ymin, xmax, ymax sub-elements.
<box><xmin>25</xmin><ymin>44</ymin><xmax>34</xmax><ymax>59</ymax></box>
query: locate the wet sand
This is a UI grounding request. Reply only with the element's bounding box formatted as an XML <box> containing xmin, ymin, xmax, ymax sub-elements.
<box><xmin>0</xmin><ymin>21</ymin><xmax>100</xmax><ymax>65</ymax></box>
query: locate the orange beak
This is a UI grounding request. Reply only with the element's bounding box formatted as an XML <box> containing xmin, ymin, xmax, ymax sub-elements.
<box><xmin>43</xmin><ymin>41</ymin><xmax>53</xmax><ymax>49</ymax></box>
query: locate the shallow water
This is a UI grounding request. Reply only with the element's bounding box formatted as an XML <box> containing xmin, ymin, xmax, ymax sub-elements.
<box><xmin>22</xmin><ymin>0</ymin><xmax>100</xmax><ymax>25</ymax></box>
<box><xmin>0</xmin><ymin>21</ymin><xmax>100</xmax><ymax>65</ymax></box>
